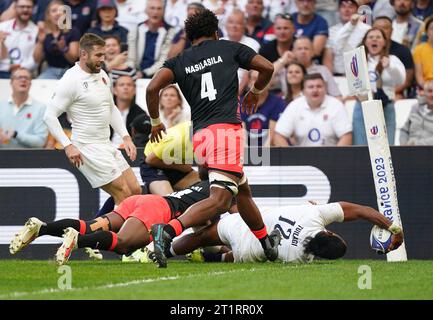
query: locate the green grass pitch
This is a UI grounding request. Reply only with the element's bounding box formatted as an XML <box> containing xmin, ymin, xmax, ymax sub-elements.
<box><xmin>1</xmin><ymin>259</ymin><xmax>432</xmax><ymax>300</ymax></box>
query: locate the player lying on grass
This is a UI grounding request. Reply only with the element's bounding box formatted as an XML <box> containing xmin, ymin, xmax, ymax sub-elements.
<box><xmin>9</xmin><ymin>181</ymin><xmax>211</xmax><ymax>265</ymax></box>
<box><xmin>168</xmin><ymin>201</ymin><xmax>404</xmax><ymax>263</ymax></box>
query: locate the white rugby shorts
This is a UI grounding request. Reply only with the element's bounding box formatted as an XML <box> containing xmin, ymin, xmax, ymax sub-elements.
<box><xmin>74</xmin><ymin>142</ymin><xmax>130</xmax><ymax>188</ymax></box>
<box><xmin>217</xmin><ymin>213</ymin><xmax>266</xmax><ymax>263</ymax></box>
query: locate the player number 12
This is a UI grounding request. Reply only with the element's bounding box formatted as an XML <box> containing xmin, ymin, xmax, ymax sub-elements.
<box><xmin>274</xmin><ymin>216</ymin><xmax>296</xmax><ymax>240</ymax></box>
<box><xmin>201</xmin><ymin>72</ymin><xmax>217</xmax><ymax>101</ymax></box>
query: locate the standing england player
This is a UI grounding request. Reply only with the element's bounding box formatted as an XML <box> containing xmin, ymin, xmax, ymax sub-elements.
<box><xmin>43</xmin><ymin>33</ymin><xmax>141</xmax><ymax>208</ymax></box>
<box><xmin>146</xmin><ymin>9</ymin><xmax>280</xmax><ymax>268</ymax></box>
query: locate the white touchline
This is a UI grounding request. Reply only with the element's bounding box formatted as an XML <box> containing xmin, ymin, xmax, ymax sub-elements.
<box><xmin>1</xmin><ymin>266</ymin><xmax>289</xmax><ymax>299</ymax></box>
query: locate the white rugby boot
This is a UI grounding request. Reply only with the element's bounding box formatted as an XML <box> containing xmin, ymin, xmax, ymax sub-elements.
<box><xmin>55</xmin><ymin>227</ymin><xmax>78</xmax><ymax>265</ymax></box>
<box><xmin>9</xmin><ymin>217</ymin><xmax>43</xmax><ymax>254</ymax></box>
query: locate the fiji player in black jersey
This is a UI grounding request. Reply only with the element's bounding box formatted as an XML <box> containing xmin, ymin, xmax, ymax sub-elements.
<box><xmin>146</xmin><ymin>9</ymin><xmax>281</xmax><ymax>268</ymax></box>
<box><xmin>9</xmin><ymin>181</ymin><xmax>212</xmax><ymax>265</ymax></box>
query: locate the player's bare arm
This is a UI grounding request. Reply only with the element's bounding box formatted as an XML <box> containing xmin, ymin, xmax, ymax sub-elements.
<box><xmin>146</xmin><ymin>68</ymin><xmax>174</xmax><ymax>143</ymax></box>
<box><xmin>339</xmin><ymin>201</ymin><xmax>404</xmax><ymax>252</ymax></box>
<box><xmin>242</xmin><ymin>55</ymin><xmax>274</xmax><ymax>115</ymax></box>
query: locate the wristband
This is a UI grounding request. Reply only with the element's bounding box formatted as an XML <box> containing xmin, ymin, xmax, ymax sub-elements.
<box><xmin>388</xmin><ymin>222</ymin><xmax>402</xmax><ymax>235</ymax></box>
<box><xmin>250</xmin><ymin>85</ymin><xmax>263</xmax><ymax>95</ymax></box>
<box><xmin>150</xmin><ymin>117</ymin><xmax>162</xmax><ymax>126</ymax></box>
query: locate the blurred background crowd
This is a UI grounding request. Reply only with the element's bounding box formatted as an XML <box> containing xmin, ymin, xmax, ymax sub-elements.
<box><xmin>1</xmin><ymin>0</ymin><xmax>433</xmax><ymax>150</ymax></box>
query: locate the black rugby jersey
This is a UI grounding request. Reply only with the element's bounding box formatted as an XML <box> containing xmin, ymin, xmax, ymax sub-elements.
<box><xmin>164</xmin><ymin>181</ymin><xmax>210</xmax><ymax>218</ymax></box>
<box><xmin>163</xmin><ymin>40</ymin><xmax>257</xmax><ymax>132</ymax></box>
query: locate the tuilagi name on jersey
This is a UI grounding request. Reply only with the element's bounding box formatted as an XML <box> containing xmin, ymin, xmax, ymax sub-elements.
<box><xmin>185</xmin><ymin>56</ymin><xmax>223</xmax><ymax>74</ymax></box>
<box><xmin>291</xmin><ymin>225</ymin><xmax>304</xmax><ymax>246</ymax></box>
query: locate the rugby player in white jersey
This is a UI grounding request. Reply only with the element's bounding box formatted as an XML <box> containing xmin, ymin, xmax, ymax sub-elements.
<box><xmin>40</xmin><ymin>33</ymin><xmax>142</xmax><ymax>259</ymax></box>
<box><xmin>169</xmin><ymin>201</ymin><xmax>404</xmax><ymax>263</ymax></box>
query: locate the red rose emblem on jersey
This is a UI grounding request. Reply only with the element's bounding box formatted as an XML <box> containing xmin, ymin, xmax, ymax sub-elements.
<box><xmin>26</xmin><ymin>113</ymin><xmax>32</xmax><ymax>119</ymax></box>
<box><xmin>323</xmin><ymin>114</ymin><xmax>328</xmax><ymax>121</ymax></box>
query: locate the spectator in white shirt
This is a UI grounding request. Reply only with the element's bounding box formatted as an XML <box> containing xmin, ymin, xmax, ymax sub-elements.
<box><xmin>323</xmin><ymin>0</ymin><xmax>361</xmax><ymax>75</ymax></box>
<box><xmin>203</xmin><ymin>0</ymin><xmax>236</xmax><ymax>30</ymax></box>
<box><xmin>0</xmin><ymin>0</ymin><xmax>37</xmax><ymax>78</ymax></box>
<box><xmin>273</xmin><ymin>73</ymin><xmax>352</xmax><ymax>146</ymax></box>
<box><xmin>115</xmin><ymin>0</ymin><xmax>147</xmax><ymax>33</ymax></box>
<box><xmin>164</xmin><ymin>0</ymin><xmax>189</xmax><ymax>30</ymax></box>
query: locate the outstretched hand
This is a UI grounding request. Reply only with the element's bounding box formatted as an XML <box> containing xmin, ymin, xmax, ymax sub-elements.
<box><xmin>387</xmin><ymin>231</ymin><xmax>404</xmax><ymax>253</ymax></box>
<box><xmin>150</xmin><ymin>123</ymin><xmax>166</xmax><ymax>143</ymax></box>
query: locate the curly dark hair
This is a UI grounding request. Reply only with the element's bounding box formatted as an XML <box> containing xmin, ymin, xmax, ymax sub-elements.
<box><xmin>303</xmin><ymin>231</ymin><xmax>347</xmax><ymax>260</ymax></box>
<box><xmin>184</xmin><ymin>9</ymin><xmax>219</xmax><ymax>42</ymax></box>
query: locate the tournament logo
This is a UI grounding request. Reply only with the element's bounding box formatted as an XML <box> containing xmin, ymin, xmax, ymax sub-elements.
<box><xmin>351</xmin><ymin>55</ymin><xmax>359</xmax><ymax>78</ymax></box>
<box><xmin>370</xmin><ymin>125</ymin><xmax>378</xmax><ymax>135</ymax></box>
<box><xmin>83</xmin><ymin>82</ymin><xmax>88</xmax><ymax>90</ymax></box>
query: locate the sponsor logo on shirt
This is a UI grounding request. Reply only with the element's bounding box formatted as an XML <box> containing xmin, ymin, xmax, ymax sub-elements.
<box><xmin>308</xmin><ymin>128</ymin><xmax>321</xmax><ymax>142</ymax></box>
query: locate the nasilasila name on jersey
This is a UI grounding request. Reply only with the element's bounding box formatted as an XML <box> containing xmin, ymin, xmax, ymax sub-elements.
<box><xmin>185</xmin><ymin>56</ymin><xmax>223</xmax><ymax>74</ymax></box>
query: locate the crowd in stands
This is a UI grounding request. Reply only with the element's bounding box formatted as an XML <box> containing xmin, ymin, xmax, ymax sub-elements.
<box><xmin>0</xmin><ymin>0</ymin><xmax>433</xmax><ymax>149</ymax></box>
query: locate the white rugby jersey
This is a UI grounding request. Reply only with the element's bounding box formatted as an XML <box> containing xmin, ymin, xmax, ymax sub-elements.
<box><xmin>45</xmin><ymin>63</ymin><xmax>128</xmax><ymax>146</ymax></box>
<box><xmin>233</xmin><ymin>203</ymin><xmax>344</xmax><ymax>263</ymax></box>
<box><xmin>275</xmin><ymin>95</ymin><xmax>352</xmax><ymax>146</ymax></box>
<box><xmin>0</xmin><ymin>19</ymin><xmax>38</xmax><ymax>72</ymax></box>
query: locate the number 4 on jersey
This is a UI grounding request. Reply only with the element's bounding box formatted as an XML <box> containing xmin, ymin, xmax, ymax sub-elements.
<box><xmin>201</xmin><ymin>72</ymin><xmax>217</xmax><ymax>101</ymax></box>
